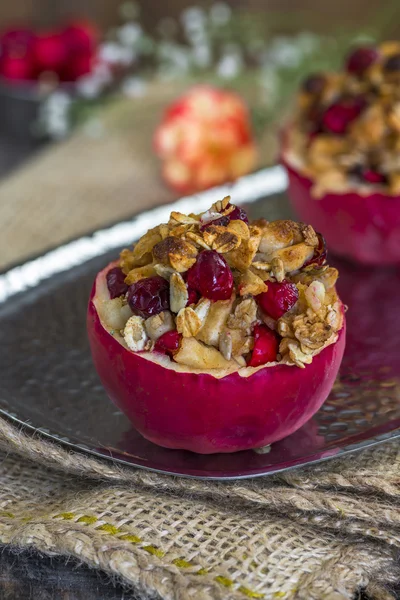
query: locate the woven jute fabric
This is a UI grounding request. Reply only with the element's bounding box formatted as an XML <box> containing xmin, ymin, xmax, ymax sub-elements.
<box><xmin>0</xmin><ymin>90</ymin><xmax>399</xmax><ymax>599</ymax></box>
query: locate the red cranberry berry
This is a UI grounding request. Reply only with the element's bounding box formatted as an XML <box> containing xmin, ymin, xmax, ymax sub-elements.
<box><xmin>303</xmin><ymin>233</ymin><xmax>328</xmax><ymax>268</ymax></box>
<box><xmin>384</xmin><ymin>53</ymin><xmax>400</xmax><ymax>73</ymax></box>
<box><xmin>346</xmin><ymin>46</ymin><xmax>378</xmax><ymax>76</ymax></box>
<box><xmin>362</xmin><ymin>169</ymin><xmax>386</xmax><ymax>185</ymax></box>
<box><xmin>187</xmin><ymin>250</ymin><xmax>233</xmax><ymax>301</ymax></box>
<box><xmin>228</xmin><ymin>204</ymin><xmax>249</xmax><ymax>224</ymax></box>
<box><xmin>127</xmin><ymin>276</ymin><xmax>170</xmax><ymax>318</ymax></box>
<box><xmin>256</xmin><ymin>281</ymin><xmax>299</xmax><ymax>321</ymax></box>
<box><xmin>301</xmin><ymin>74</ymin><xmax>326</xmax><ymax>95</ymax></box>
<box><xmin>33</xmin><ymin>33</ymin><xmax>68</xmax><ymax>74</ymax></box>
<box><xmin>322</xmin><ymin>97</ymin><xmax>365</xmax><ymax>135</ymax></box>
<box><xmin>154</xmin><ymin>330</ymin><xmax>181</xmax><ymax>356</ymax></box>
<box><xmin>187</xmin><ymin>287</ymin><xmax>200</xmax><ymax>306</ymax></box>
<box><xmin>106</xmin><ymin>267</ymin><xmax>128</xmax><ymax>299</ymax></box>
<box><xmin>247</xmin><ymin>324</ymin><xmax>279</xmax><ymax>367</ymax></box>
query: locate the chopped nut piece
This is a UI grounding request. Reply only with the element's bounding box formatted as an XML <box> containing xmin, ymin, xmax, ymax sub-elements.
<box><xmin>145</xmin><ymin>311</ymin><xmax>175</xmax><ymax>341</ymax></box>
<box><xmin>154</xmin><ymin>263</ymin><xmax>175</xmax><ymax>280</ymax></box>
<box><xmin>259</xmin><ymin>220</ymin><xmax>303</xmax><ymax>254</ymax></box>
<box><xmin>121</xmin><ymin>226</ymin><xmax>162</xmax><ymax>271</ymax></box>
<box><xmin>212</xmin><ymin>195</ymin><xmax>231</xmax><ymax>213</ymax></box>
<box><xmin>228</xmin><ymin>328</ymin><xmax>254</xmax><ymax>357</ymax></box>
<box><xmin>125</xmin><ymin>264</ymin><xmax>157</xmax><ymax>285</ymax></box>
<box><xmin>293</xmin><ymin>314</ymin><xmax>332</xmax><ymax>350</ymax></box>
<box><xmin>287</xmin><ymin>341</ymin><xmax>313</xmax><ymax>368</ymax></box>
<box><xmin>227</xmin><ymin>298</ymin><xmax>258</xmax><ymax>332</ymax></box>
<box><xmin>124</xmin><ymin>316</ymin><xmax>148</xmax><ymax>352</ymax></box>
<box><xmin>226</xmin><ymin>227</ymin><xmax>261</xmax><ymax>271</ymax></box>
<box><xmin>170</xmin><ymin>211</ymin><xmax>199</xmax><ymax>225</ymax></box>
<box><xmin>170</xmin><ymin>272</ymin><xmax>189</xmax><ymax>313</ymax></box>
<box><xmin>203</xmin><ymin>225</ymin><xmax>241</xmax><ymax>254</ymax></box>
<box><xmin>159</xmin><ymin>224</ymin><xmax>170</xmax><ymax>240</ymax></box>
<box><xmin>176</xmin><ymin>307</ymin><xmax>202</xmax><ymax>338</ymax></box>
<box><xmin>272</xmin><ymin>243</ymin><xmax>314</xmax><ymax>273</ymax></box>
<box><xmin>271</xmin><ymin>257</ymin><xmax>285</xmax><ymax>282</ymax></box>
<box><xmin>300</xmin><ymin>224</ymin><xmax>319</xmax><ymax>247</ymax></box>
<box><xmin>227</xmin><ymin>219</ymin><xmax>250</xmax><ymax>240</ymax></box>
<box><xmin>153</xmin><ymin>236</ymin><xmax>198</xmax><ymax>273</ymax></box>
<box><xmin>174</xmin><ymin>337</ymin><xmax>232</xmax><ymax>369</ymax></box>
<box><xmin>238</xmin><ymin>270</ymin><xmax>267</xmax><ymax>296</ymax></box>
<box><xmin>185</xmin><ymin>231</ymin><xmax>211</xmax><ymax>250</ymax></box>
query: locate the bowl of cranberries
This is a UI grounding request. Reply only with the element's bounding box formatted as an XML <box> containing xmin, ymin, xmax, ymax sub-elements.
<box><xmin>87</xmin><ymin>198</ymin><xmax>346</xmax><ymax>454</ymax></box>
<box><xmin>281</xmin><ymin>41</ymin><xmax>400</xmax><ymax>265</ymax></box>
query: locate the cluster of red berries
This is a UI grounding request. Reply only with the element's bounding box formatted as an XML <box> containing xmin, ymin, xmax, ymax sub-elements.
<box><xmin>0</xmin><ymin>21</ymin><xmax>98</xmax><ymax>83</ymax></box>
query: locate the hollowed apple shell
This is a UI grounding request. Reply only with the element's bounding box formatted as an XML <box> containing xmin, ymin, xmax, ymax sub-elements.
<box><xmin>87</xmin><ymin>262</ymin><xmax>346</xmax><ymax>454</ymax></box>
<box><xmin>282</xmin><ymin>156</ymin><xmax>400</xmax><ymax>266</ymax></box>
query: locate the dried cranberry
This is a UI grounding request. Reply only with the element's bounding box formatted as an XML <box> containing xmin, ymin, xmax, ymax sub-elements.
<box><xmin>200</xmin><ymin>215</ymin><xmax>230</xmax><ymax>231</ymax></box>
<box><xmin>228</xmin><ymin>204</ymin><xmax>249</xmax><ymax>224</ymax></box>
<box><xmin>346</xmin><ymin>46</ymin><xmax>378</xmax><ymax>75</ymax></box>
<box><xmin>187</xmin><ymin>250</ymin><xmax>233</xmax><ymax>301</ymax></box>
<box><xmin>301</xmin><ymin>74</ymin><xmax>326</xmax><ymax>95</ymax></box>
<box><xmin>127</xmin><ymin>276</ymin><xmax>170</xmax><ymax>318</ymax></box>
<box><xmin>106</xmin><ymin>267</ymin><xmax>128</xmax><ymax>299</ymax></box>
<box><xmin>384</xmin><ymin>53</ymin><xmax>400</xmax><ymax>73</ymax></box>
<box><xmin>187</xmin><ymin>287</ymin><xmax>200</xmax><ymax>306</ymax></box>
<box><xmin>322</xmin><ymin>97</ymin><xmax>365</xmax><ymax>135</ymax></box>
<box><xmin>303</xmin><ymin>233</ymin><xmax>328</xmax><ymax>268</ymax></box>
<box><xmin>247</xmin><ymin>324</ymin><xmax>279</xmax><ymax>367</ymax></box>
<box><xmin>362</xmin><ymin>169</ymin><xmax>386</xmax><ymax>185</ymax></box>
<box><xmin>256</xmin><ymin>281</ymin><xmax>299</xmax><ymax>321</ymax></box>
<box><xmin>154</xmin><ymin>330</ymin><xmax>181</xmax><ymax>356</ymax></box>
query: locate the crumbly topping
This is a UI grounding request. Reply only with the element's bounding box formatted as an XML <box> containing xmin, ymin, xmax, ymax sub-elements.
<box><xmin>103</xmin><ymin>198</ymin><xmax>343</xmax><ymax>371</ymax></box>
<box><xmin>286</xmin><ymin>42</ymin><xmax>400</xmax><ymax>196</ymax></box>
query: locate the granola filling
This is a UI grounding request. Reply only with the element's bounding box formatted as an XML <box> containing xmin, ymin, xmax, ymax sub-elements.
<box><xmin>97</xmin><ymin>197</ymin><xmax>343</xmax><ymax>372</ymax></box>
<box><xmin>284</xmin><ymin>41</ymin><xmax>400</xmax><ymax>197</ymax></box>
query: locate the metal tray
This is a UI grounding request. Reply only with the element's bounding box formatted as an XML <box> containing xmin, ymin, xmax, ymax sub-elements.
<box><xmin>1</xmin><ymin>166</ymin><xmax>399</xmax><ymax>479</ymax></box>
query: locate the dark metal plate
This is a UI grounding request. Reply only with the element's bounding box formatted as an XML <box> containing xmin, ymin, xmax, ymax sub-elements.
<box><xmin>1</xmin><ymin>168</ymin><xmax>399</xmax><ymax>479</ymax></box>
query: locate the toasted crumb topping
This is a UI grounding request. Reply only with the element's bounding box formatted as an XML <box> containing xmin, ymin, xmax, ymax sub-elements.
<box><xmin>101</xmin><ymin>198</ymin><xmax>343</xmax><ymax>371</ymax></box>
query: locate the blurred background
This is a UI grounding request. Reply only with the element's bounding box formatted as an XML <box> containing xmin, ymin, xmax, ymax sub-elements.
<box><xmin>0</xmin><ymin>0</ymin><xmax>399</xmax><ymax>269</ymax></box>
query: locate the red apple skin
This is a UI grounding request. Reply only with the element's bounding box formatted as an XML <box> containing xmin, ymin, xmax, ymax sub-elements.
<box><xmin>282</xmin><ymin>157</ymin><xmax>400</xmax><ymax>266</ymax></box>
<box><xmin>87</xmin><ymin>262</ymin><xmax>346</xmax><ymax>454</ymax></box>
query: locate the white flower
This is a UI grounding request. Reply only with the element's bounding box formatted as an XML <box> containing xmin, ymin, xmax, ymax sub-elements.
<box><xmin>267</xmin><ymin>37</ymin><xmax>302</xmax><ymax>69</ymax></box>
<box><xmin>217</xmin><ymin>50</ymin><xmax>243</xmax><ymax>79</ymax></box>
<box><xmin>99</xmin><ymin>42</ymin><xmax>136</xmax><ymax>66</ymax></box>
<box><xmin>122</xmin><ymin>76</ymin><xmax>147</xmax><ymax>98</ymax></box>
<box><xmin>192</xmin><ymin>43</ymin><xmax>212</xmax><ymax>68</ymax></box>
<box><xmin>76</xmin><ymin>77</ymin><xmax>104</xmax><ymax>99</ymax></box>
<box><xmin>181</xmin><ymin>6</ymin><xmax>206</xmax><ymax>33</ymax></box>
<box><xmin>210</xmin><ymin>2</ymin><xmax>232</xmax><ymax>26</ymax></box>
<box><xmin>117</xmin><ymin>22</ymin><xmax>143</xmax><ymax>47</ymax></box>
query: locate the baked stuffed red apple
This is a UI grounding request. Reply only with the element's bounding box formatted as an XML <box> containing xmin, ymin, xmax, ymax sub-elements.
<box><xmin>87</xmin><ymin>198</ymin><xmax>346</xmax><ymax>453</ymax></box>
<box><xmin>282</xmin><ymin>41</ymin><xmax>400</xmax><ymax>265</ymax></box>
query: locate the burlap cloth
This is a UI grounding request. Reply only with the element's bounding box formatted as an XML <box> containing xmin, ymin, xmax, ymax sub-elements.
<box><xmin>0</xmin><ymin>90</ymin><xmax>399</xmax><ymax>599</ymax></box>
